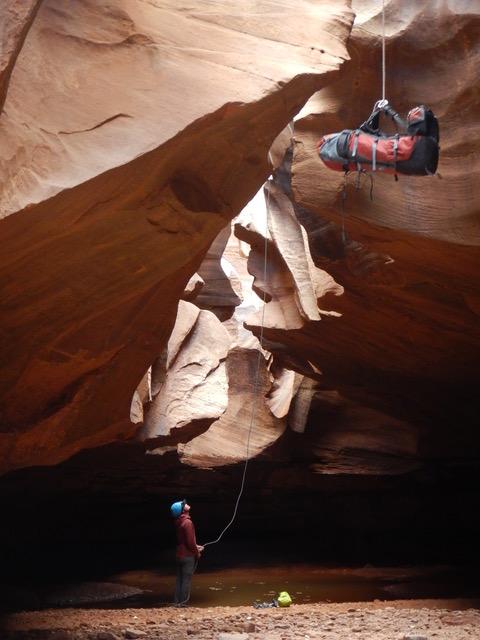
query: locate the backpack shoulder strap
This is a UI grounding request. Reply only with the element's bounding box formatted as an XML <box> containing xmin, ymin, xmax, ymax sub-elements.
<box><xmin>359</xmin><ymin>100</ymin><xmax>407</xmax><ymax>135</ymax></box>
<box><xmin>359</xmin><ymin>107</ymin><xmax>381</xmax><ymax>135</ymax></box>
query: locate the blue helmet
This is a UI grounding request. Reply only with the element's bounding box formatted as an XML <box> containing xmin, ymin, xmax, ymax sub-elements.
<box><xmin>170</xmin><ymin>499</ymin><xmax>186</xmax><ymax>518</ymax></box>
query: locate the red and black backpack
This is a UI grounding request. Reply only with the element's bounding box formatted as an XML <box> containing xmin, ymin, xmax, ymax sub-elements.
<box><xmin>317</xmin><ymin>102</ymin><xmax>440</xmax><ymax>177</ymax></box>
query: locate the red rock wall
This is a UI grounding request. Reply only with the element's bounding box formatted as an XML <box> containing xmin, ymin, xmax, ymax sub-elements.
<box><xmin>0</xmin><ymin>0</ymin><xmax>353</xmax><ymax>474</ymax></box>
<box><xmin>1</xmin><ymin>1</ymin><xmax>479</xmax><ymax>477</ymax></box>
<box><xmin>245</xmin><ymin>1</ymin><xmax>480</xmax><ymax>459</ymax></box>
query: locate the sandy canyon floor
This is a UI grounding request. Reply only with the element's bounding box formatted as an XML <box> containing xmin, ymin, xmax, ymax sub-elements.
<box><xmin>3</xmin><ymin>600</ymin><xmax>480</xmax><ymax>640</ymax></box>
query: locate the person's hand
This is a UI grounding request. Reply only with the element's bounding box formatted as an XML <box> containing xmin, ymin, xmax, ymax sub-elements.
<box><xmin>197</xmin><ymin>544</ymin><xmax>204</xmax><ymax>556</ymax></box>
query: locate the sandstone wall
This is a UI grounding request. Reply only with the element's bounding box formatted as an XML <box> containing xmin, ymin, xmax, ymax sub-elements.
<box><xmin>0</xmin><ymin>0</ymin><xmax>352</xmax><ymax>474</ymax></box>
<box><xmin>246</xmin><ymin>0</ymin><xmax>480</xmax><ymax>459</ymax></box>
<box><xmin>1</xmin><ymin>0</ymin><xmax>479</xmax><ymax>478</ymax></box>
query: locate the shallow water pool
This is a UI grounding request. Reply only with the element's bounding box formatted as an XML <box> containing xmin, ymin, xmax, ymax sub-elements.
<box><xmin>100</xmin><ymin>564</ymin><xmax>480</xmax><ymax>608</ymax></box>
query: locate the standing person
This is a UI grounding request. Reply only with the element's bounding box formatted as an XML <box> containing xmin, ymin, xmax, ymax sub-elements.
<box><xmin>171</xmin><ymin>499</ymin><xmax>204</xmax><ymax>606</ymax></box>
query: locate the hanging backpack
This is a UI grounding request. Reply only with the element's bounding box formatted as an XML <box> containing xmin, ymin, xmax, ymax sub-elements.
<box><xmin>317</xmin><ymin>101</ymin><xmax>439</xmax><ymax>177</ymax></box>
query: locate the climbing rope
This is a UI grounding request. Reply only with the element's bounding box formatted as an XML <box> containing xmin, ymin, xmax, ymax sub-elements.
<box><xmin>201</xmin><ymin>148</ymin><xmax>275</xmax><ymax>548</ymax></box>
<box><xmin>381</xmin><ymin>0</ymin><xmax>386</xmax><ymax>101</ymax></box>
<box><xmin>171</xmin><ymin>162</ymin><xmax>273</xmax><ymax>605</ymax></box>
<box><xmin>340</xmin><ymin>0</ymin><xmax>386</xmax><ymax>245</ymax></box>
<box><xmin>202</xmin><ymin>120</ymin><xmax>296</xmax><ymax>548</ymax></box>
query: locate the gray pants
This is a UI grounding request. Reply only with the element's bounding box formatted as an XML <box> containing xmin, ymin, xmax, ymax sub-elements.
<box><xmin>175</xmin><ymin>556</ymin><xmax>196</xmax><ymax>605</ymax></box>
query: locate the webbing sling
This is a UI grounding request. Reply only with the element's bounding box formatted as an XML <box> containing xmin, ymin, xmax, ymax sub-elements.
<box><xmin>393</xmin><ymin>135</ymin><xmax>399</xmax><ymax>180</ymax></box>
<box><xmin>372</xmin><ymin>138</ymin><xmax>378</xmax><ymax>172</ymax></box>
<box><xmin>352</xmin><ymin>130</ymin><xmax>360</xmax><ymax>158</ymax></box>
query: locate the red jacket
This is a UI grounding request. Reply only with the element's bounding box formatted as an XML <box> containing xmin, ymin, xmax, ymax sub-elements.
<box><xmin>175</xmin><ymin>513</ymin><xmax>199</xmax><ymax>559</ymax></box>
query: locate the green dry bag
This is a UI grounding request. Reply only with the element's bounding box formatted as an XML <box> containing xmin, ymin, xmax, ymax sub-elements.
<box><xmin>277</xmin><ymin>591</ymin><xmax>292</xmax><ymax>607</ymax></box>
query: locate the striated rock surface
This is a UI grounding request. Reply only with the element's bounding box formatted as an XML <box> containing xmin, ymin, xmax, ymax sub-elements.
<box><xmin>139</xmin><ymin>300</ymin><xmax>231</xmax><ymax>447</ymax></box>
<box><xmin>0</xmin><ymin>0</ymin><xmax>353</xmax><ymax>474</ymax></box>
<box><xmin>302</xmin><ymin>390</ymin><xmax>419</xmax><ymax>476</ymax></box>
<box><xmin>0</xmin><ymin>0</ymin><xmax>478</xmax><ymax>488</ymax></box>
<box><xmin>134</xmin><ymin>175</ymin><xmax>340</xmax><ymax>470</ymax></box>
<box><xmin>178</xmin><ymin>347</ymin><xmax>286</xmax><ymax>469</ymax></box>
<box><xmin>235</xmin><ymin>179</ymin><xmax>343</xmax><ymax>334</ymax></box>
<box><xmin>243</xmin><ymin>1</ymin><xmax>480</xmax><ymax>459</ymax></box>
<box><xmin>194</xmin><ymin>226</ymin><xmax>241</xmax><ymax>320</ymax></box>
<box><xmin>299</xmin><ymin>0</ymin><xmax>480</xmax><ymax>245</ymax></box>
<box><xmin>0</xmin><ymin>1</ymin><xmax>42</xmax><ymax>113</ymax></box>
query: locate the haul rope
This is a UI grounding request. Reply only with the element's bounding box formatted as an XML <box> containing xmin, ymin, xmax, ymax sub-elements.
<box><xmin>202</xmin><ymin>121</ymin><xmax>296</xmax><ymax>548</ymax></box>
<box><xmin>381</xmin><ymin>0</ymin><xmax>386</xmax><ymax>101</ymax></box>
<box><xmin>201</xmin><ymin>149</ymin><xmax>275</xmax><ymax>548</ymax></box>
<box><xmin>340</xmin><ymin>0</ymin><xmax>386</xmax><ymax>245</ymax></box>
<box><xmin>173</xmin><ymin>150</ymin><xmax>274</xmax><ymax>606</ymax></box>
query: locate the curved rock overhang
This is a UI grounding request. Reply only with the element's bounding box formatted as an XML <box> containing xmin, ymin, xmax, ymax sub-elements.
<box><xmin>1</xmin><ymin>0</ymin><xmax>479</xmax><ymax>481</ymax></box>
<box><xmin>0</xmin><ymin>0</ymin><xmax>353</xmax><ymax>474</ymax></box>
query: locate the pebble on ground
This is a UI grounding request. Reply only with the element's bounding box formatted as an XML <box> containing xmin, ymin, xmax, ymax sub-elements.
<box><xmin>2</xmin><ymin>600</ymin><xmax>480</xmax><ymax>640</ymax></box>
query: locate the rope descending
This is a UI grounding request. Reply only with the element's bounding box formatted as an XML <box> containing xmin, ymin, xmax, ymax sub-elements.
<box><xmin>201</xmin><ymin>150</ymin><xmax>274</xmax><ymax>548</ymax></box>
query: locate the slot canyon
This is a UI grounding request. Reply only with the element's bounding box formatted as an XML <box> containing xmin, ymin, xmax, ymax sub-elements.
<box><xmin>0</xmin><ymin>1</ymin><xmax>479</xmax><ymax>639</ymax></box>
